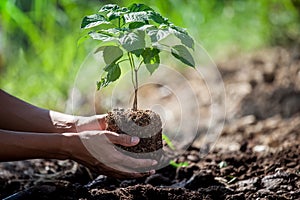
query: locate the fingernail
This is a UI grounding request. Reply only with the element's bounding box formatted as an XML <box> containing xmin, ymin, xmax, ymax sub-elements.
<box><xmin>131</xmin><ymin>136</ymin><xmax>139</xmax><ymax>144</ymax></box>
<box><xmin>150</xmin><ymin>170</ymin><xmax>156</xmax><ymax>175</ymax></box>
<box><xmin>152</xmin><ymin>160</ymin><xmax>158</xmax><ymax>166</ymax></box>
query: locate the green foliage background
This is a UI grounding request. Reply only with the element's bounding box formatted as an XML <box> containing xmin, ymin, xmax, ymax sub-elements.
<box><xmin>0</xmin><ymin>0</ymin><xmax>299</xmax><ymax>111</ymax></box>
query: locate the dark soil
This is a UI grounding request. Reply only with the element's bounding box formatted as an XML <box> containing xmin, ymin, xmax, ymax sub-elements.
<box><xmin>1</xmin><ymin>47</ymin><xmax>300</xmax><ymax>199</ymax></box>
<box><xmin>106</xmin><ymin>109</ymin><xmax>163</xmax><ymax>160</ymax></box>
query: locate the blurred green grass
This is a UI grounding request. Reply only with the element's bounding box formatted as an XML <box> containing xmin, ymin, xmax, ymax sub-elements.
<box><xmin>0</xmin><ymin>0</ymin><xmax>299</xmax><ymax>111</ymax></box>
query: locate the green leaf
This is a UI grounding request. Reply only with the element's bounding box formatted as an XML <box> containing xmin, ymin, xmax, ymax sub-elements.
<box><xmin>124</xmin><ymin>10</ymin><xmax>168</xmax><ymax>26</ymax></box>
<box><xmin>128</xmin><ymin>3</ymin><xmax>153</xmax><ymax>12</ymax></box>
<box><xmin>77</xmin><ymin>35</ymin><xmax>89</xmax><ymax>47</ymax></box>
<box><xmin>147</xmin><ymin>28</ymin><xmax>170</xmax><ymax>43</ymax></box>
<box><xmin>145</xmin><ymin>58</ymin><xmax>159</xmax><ymax>74</ymax></box>
<box><xmin>169</xmin><ymin>160</ymin><xmax>189</xmax><ymax>168</ymax></box>
<box><xmin>97</xmin><ymin>63</ymin><xmax>121</xmax><ymax>90</ymax></box>
<box><xmin>171</xmin><ymin>28</ymin><xmax>194</xmax><ymax>50</ymax></box>
<box><xmin>171</xmin><ymin>45</ymin><xmax>195</xmax><ymax>67</ymax></box>
<box><xmin>99</xmin><ymin>4</ymin><xmax>120</xmax><ymax>12</ymax></box>
<box><xmin>142</xmin><ymin>48</ymin><xmax>160</xmax><ymax>74</ymax></box>
<box><xmin>94</xmin><ymin>41</ymin><xmax>120</xmax><ymax>53</ymax></box>
<box><xmin>119</xmin><ymin>30</ymin><xmax>145</xmax><ymax>52</ymax></box>
<box><xmin>81</xmin><ymin>14</ymin><xmax>110</xmax><ymax>29</ymax></box>
<box><xmin>131</xmin><ymin>49</ymin><xmax>144</xmax><ymax>57</ymax></box>
<box><xmin>103</xmin><ymin>46</ymin><xmax>123</xmax><ymax>64</ymax></box>
<box><xmin>157</xmin><ymin>33</ymin><xmax>181</xmax><ymax>48</ymax></box>
<box><xmin>106</xmin><ymin>28</ymin><xmax>124</xmax><ymax>35</ymax></box>
<box><xmin>148</xmin><ymin>11</ymin><xmax>169</xmax><ymax>25</ymax></box>
<box><xmin>97</xmin><ymin>77</ymin><xmax>108</xmax><ymax>90</ymax></box>
<box><xmin>89</xmin><ymin>31</ymin><xmax>112</xmax><ymax>41</ymax></box>
<box><xmin>170</xmin><ymin>24</ymin><xmax>188</xmax><ymax>34</ymax></box>
<box><xmin>88</xmin><ymin>29</ymin><xmax>119</xmax><ymax>42</ymax></box>
<box><xmin>107</xmin><ymin>11</ymin><xmax>124</xmax><ymax>21</ymax></box>
<box><xmin>107</xmin><ymin>63</ymin><xmax>121</xmax><ymax>81</ymax></box>
<box><xmin>124</xmin><ymin>11</ymin><xmax>149</xmax><ymax>23</ymax></box>
<box><xmin>137</xmin><ymin>24</ymin><xmax>156</xmax><ymax>31</ymax></box>
<box><xmin>129</xmin><ymin>22</ymin><xmax>146</xmax><ymax>29</ymax></box>
<box><xmin>144</xmin><ymin>32</ymin><xmax>152</xmax><ymax>48</ymax></box>
<box><xmin>162</xmin><ymin>133</ymin><xmax>175</xmax><ymax>150</ymax></box>
<box><xmin>106</xmin><ymin>8</ymin><xmax>129</xmax><ymax>21</ymax></box>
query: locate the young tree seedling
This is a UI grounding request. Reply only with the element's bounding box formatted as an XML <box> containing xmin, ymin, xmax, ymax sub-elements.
<box><xmin>81</xmin><ymin>3</ymin><xmax>195</xmax><ymax>111</ymax></box>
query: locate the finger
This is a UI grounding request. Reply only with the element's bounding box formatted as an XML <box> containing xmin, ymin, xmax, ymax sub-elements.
<box><xmin>105</xmin><ymin>132</ymin><xmax>140</xmax><ymax>147</ymax></box>
<box><xmin>123</xmin><ymin>170</ymin><xmax>156</xmax><ymax>179</ymax></box>
<box><xmin>96</xmin><ymin>114</ymin><xmax>108</xmax><ymax>130</ymax></box>
<box><xmin>99</xmin><ymin>166</ymin><xmax>156</xmax><ymax>179</ymax></box>
<box><xmin>122</xmin><ymin>157</ymin><xmax>158</xmax><ymax>169</ymax></box>
<box><xmin>111</xmin><ymin>150</ymin><xmax>158</xmax><ymax>169</ymax></box>
<box><xmin>99</xmin><ymin>146</ymin><xmax>158</xmax><ymax>170</ymax></box>
<box><xmin>84</xmin><ymin>158</ymin><xmax>156</xmax><ymax>179</ymax></box>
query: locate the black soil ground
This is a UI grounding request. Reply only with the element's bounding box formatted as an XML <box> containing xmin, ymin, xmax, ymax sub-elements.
<box><xmin>1</xmin><ymin>47</ymin><xmax>299</xmax><ymax>199</ymax></box>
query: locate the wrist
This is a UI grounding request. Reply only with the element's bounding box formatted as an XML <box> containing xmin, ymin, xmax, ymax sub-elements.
<box><xmin>61</xmin><ymin>133</ymin><xmax>80</xmax><ymax>160</ymax></box>
<box><xmin>49</xmin><ymin>133</ymin><xmax>73</xmax><ymax>160</ymax></box>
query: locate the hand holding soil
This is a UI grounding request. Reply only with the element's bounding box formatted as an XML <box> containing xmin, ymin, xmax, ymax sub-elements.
<box><xmin>66</xmin><ymin>131</ymin><xmax>157</xmax><ymax>178</ymax></box>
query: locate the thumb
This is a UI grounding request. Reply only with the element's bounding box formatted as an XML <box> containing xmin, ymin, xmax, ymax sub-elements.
<box><xmin>105</xmin><ymin>132</ymin><xmax>140</xmax><ymax>147</ymax></box>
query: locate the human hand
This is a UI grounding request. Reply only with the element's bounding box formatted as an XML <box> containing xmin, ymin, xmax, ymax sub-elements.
<box><xmin>63</xmin><ymin>130</ymin><xmax>157</xmax><ymax>179</ymax></box>
<box><xmin>74</xmin><ymin>114</ymin><xmax>107</xmax><ymax>132</ymax></box>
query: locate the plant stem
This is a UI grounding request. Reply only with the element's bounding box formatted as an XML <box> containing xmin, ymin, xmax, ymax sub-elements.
<box><xmin>116</xmin><ymin>58</ymin><xmax>129</xmax><ymax>64</ymax></box>
<box><xmin>128</xmin><ymin>53</ymin><xmax>138</xmax><ymax>111</ymax></box>
<box><xmin>128</xmin><ymin>53</ymin><xmax>134</xmax><ymax>87</ymax></box>
<box><xmin>137</xmin><ymin>60</ymin><xmax>143</xmax><ymax>70</ymax></box>
<box><xmin>133</xmin><ymin>67</ymin><xmax>138</xmax><ymax>111</ymax></box>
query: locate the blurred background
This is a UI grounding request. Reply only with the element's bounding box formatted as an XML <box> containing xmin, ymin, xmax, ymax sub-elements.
<box><xmin>0</xmin><ymin>0</ymin><xmax>299</xmax><ymax>111</ymax></box>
